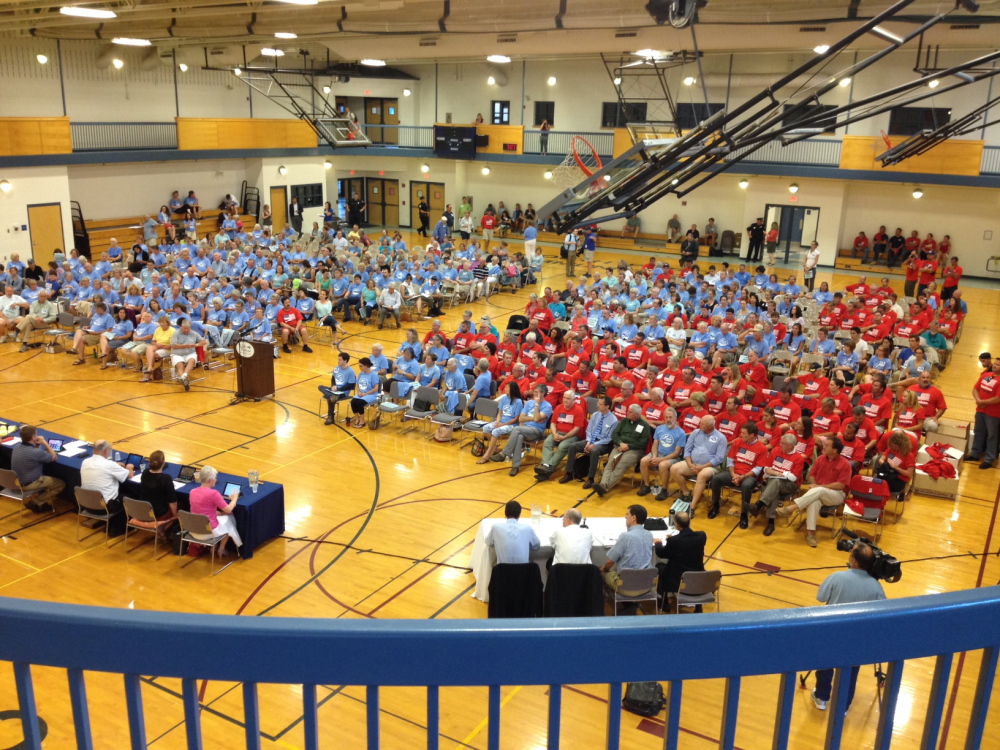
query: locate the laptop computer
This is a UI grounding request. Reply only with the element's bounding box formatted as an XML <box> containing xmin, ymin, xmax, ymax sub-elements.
<box><xmin>177</xmin><ymin>465</ymin><xmax>198</xmax><ymax>483</ymax></box>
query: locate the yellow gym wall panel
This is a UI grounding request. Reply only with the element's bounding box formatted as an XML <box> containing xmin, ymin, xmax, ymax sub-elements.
<box><xmin>176</xmin><ymin>118</ymin><xmax>316</xmax><ymax>151</ymax></box>
<box><xmin>839</xmin><ymin>135</ymin><xmax>984</xmax><ymax>176</ymax></box>
<box><xmin>0</xmin><ymin>117</ymin><xmax>71</xmax><ymax>156</ymax></box>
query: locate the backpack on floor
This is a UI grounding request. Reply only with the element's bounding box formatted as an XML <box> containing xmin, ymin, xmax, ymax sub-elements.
<box><xmin>622</xmin><ymin>682</ymin><xmax>665</xmax><ymax>717</ymax></box>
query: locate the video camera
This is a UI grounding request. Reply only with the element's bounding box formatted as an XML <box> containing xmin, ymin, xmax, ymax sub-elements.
<box><xmin>836</xmin><ymin>529</ymin><xmax>902</xmax><ymax>583</ymax></box>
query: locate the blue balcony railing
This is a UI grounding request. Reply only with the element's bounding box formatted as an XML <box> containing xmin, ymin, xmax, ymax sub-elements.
<box><xmin>523</xmin><ymin>130</ymin><xmax>616</xmax><ymax>159</ymax></box>
<box><xmin>981</xmin><ymin>145</ymin><xmax>1000</xmax><ymax>175</ymax></box>
<box><xmin>728</xmin><ymin>136</ymin><xmax>843</xmax><ymax>167</ymax></box>
<box><xmin>363</xmin><ymin>124</ymin><xmax>435</xmax><ymax>149</ymax></box>
<box><xmin>70</xmin><ymin>121</ymin><xmax>178</xmax><ymax>152</ymax></box>
<box><xmin>1</xmin><ymin>588</ymin><xmax>998</xmax><ymax>750</ymax></box>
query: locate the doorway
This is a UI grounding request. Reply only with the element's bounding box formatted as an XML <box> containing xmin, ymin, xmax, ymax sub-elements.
<box><xmin>364</xmin><ymin>97</ymin><xmax>399</xmax><ymax>145</ymax></box>
<box><xmin>410</xmin><ymin>181</ymin><xmax>445</xmax><ymax>231</ymax></box>
<box><xmin>27</xmin><ymin>203</ymin><xmax>64</xmax><ymax>269</ymax></box>
<box><xmin>340</xmin><ymin>177</ymin><xmax>366</xmax><ymax>226</ymax></box>
<box><xmin>269</xmin><ymin>186</ymin><xmax>287</xmax><ymax>231</ymax></box>
<box><xmin>366</xmin><ymin>179</ymin><xmax>400</xmax><ymax>226</ymax></box>
<box><xmin>764</xmin><ymin>204</ymin><xmax>820</xmax><ymax>264</ymax></box>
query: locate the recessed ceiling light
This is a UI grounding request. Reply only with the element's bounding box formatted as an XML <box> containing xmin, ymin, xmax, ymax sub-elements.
<box><xmin>178</xmin><ymin>63</ymin><xmax>188</xmax><ymax>72</ymax></box>
<box><xmin>547</xmin><ymin>76</ymin><xmax>557</xmax><ymax>86</ymax></box>
<box><xmin>36</xmin><ymin>54</ymin><xmax>48</xmax><ymax>64</ymax></box>
<box><xmin>403</xmin><ymin>88</ymin><xmax>411</xmax><ymax>96</ymax></box>
<box><xmin>789</xmin><ymin>183</ymin><xmax>799</xmax><ymax>193</ymax></box>
<box><xmin>233</xmin><ymin>67</ymin><xmax>242</xmax><ymax>76</ymax></box>
<box><xmin>839</xmin><ymin>77</ymin><xmax>851</xmax><ymax>87</ymax></box>
<box><xmin>682</xmin><ymin>76</ymin><xmax>695</xmax><ymax>86</ymax></box>
<box><xmin>814</xmin><ymin>44</ymin><xmax>830</xmax><ymax>54</ymax></box>
<box><xmin>482</xmin><ymin>167</ymin><xmax>491</xmax><ymax>175</ymax></box>
<box><xmin>261</xmin><ymin>48</ymin><xmax>284</xmax><ymax>57</ymax></box>
<box><xmin>487</xmin><ymin>55</ymin><xmax>511</xmax><ymax>64</ymax></box>
<box><xmin>275</xmin><ymin>32</ymin><xmax>297</xmax><ymax>39</ymax></box>
<box><xmin>112</xmin><ymin>38</ymin><xmax>151</xmax><ymax>46</ymax></box>
<box><xmin>59</xmin><ymin>6</ymin><xmax>116</xmax><ymax>18</ymax></box>
<box><xmin>361</xmin><ymin>58</ymin><xmax>386</xmax><ymax>67</ymax></box>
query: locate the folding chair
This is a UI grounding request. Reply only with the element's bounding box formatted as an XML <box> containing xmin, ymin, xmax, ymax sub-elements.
<box><xmin>122</xmin><ymin>497</ymin><xmax>173</xmax><ymax>559</ymax></box>
<box><xmin>609</xmin><ymin>568</ymin><xmax>659</xmax><ymax>616</ymax></box>
<box><xmin>767</xmin><ymin>350</ymin><xmax>795</xmax><ymax>378</ymax></box>
<box><xmin>0</xmin><ymin>468</ymin><xmax>44</xmax><ymax>525</ymax></box>
<box><xmin>841</xmin><ymin>474</ymin><xmax>891</xmax><ymax>544</ymax></box>
<box><xmin>429</xmin><ymin>393</ymin><xmax>469</xmax><ymax>438</ymax></box>
<box><xmin>675</xmin><ymin>570</ymin><xmax>722</xmax><ymax>613</ymax></box>
<box><xmin>459</xmin><ymin>397</ymin><xmax>500</xmax><ymax>448</ymax></box>
<box><xmin>401</xmin><ymin>386</ymin><xmax>440</xmax><ymax>434</ymax></box>
<box><xmin>75</xmin><ymin>487</ymin><xmax>122</xmax><ymax>547</ymax></box>
<box><xmin>176</xmin><ymin>510</ymin><xmax>237</xmax><ymax>575</ymax></box>
<box><xmin>377</xmin><ymin>381</ymin><xmax>411</xmax><ymax>427</ymax></box>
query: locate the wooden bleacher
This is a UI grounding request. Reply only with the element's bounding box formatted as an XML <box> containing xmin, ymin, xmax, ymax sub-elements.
<box><xmin>536</xmin><ymin>229</ymin><xmax>743</xmax><ymax>261</ymax></box>
<box><xmin>833</xmin><ymin>247</ymin><xmax>910</xmax><ymax>278</ymax></box>
<box><xmin>85</xmin><ymin>213</ymin><xmax>257</xmax><ymax>258</ymax></box>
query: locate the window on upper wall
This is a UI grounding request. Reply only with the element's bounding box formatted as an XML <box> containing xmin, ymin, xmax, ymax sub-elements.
<box><xmin>600</xmin><ymin>102</ymin><xmax>647</xmax><ymax>128</ymax></box>
<box><xmin>781</xmin><ymin>104</ymin><xmax>838</xmax><ymax>134</ymax></box>
<box><xmin>291</xmin><ymin>183</ymin><xmax>324</xmax><ymax>208</ymax></box>
<box><xmin>675</xmin><ymin>102</ymin><xmax>725</xmax><ymax>131</ymax></box>
<box><xmin>534</xmin><ymin>101</ymin><xmax>555</xmax><ymax>127</ymax></box>
<box><xmin>491</xmin><ymin>100</ymin><xmax>511</xmax><ymax>125</ymax></box>
<box><xmin>888</xmin><ymin>106</ymin><xmax>952</xmax><ymax>136</ymax></box>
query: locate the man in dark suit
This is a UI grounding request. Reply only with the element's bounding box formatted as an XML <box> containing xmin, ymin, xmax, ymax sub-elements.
<box><xmin>288</xmin><ymin>197</ymin><xmax>303</xmax><ymax>234</ymax></box>
<box><xmin>654</xmin><ymin>511</ymin><xmax>707</xmax><ymax>612</ymax></box>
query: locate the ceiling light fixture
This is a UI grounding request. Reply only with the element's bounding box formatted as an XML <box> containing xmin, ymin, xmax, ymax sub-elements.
<box><xmin>275</xmin><ymin>32</ymin><xmax>297</xmax><ymax>39</ymax></box>
<box><xmin>487</xmin><ymin>75</ymin><xmax>496</xmax><ymax>85</ymax></box>
<box><xmin>789</xmin><ymin>183</ymin><xmax>799</xmax><ymax>193</ymax></box>
<box><xmin>36</xmin><ymin>54</ymin><xmax>48</xmax><ymax>64</ymax></box>
<box><xmin>912</xmin><ymin>187</ymin><xmax>923</xmax><ymax>199</ymax></box>
<box><xmin>278</xmin><ymin>165</ymin><xmax>287</xmax><ymax>175</ymax></box>
<box><xmin>839</xmin><ymin>77</ymin><xmax>851</xmax><ymax>87</ymax></box>
<box><xmin>547</xmin><ymin>76</ymin><xmax>557</xmax><ymax>86</ymax></box>
<box><xmin>59</xmin><ymin>6</ymin><xmax>116</xmax><ymax>18</ymax></box>
<box><xmin>928</xmin><ymin>79</ymin><xmax>940</xmax><ymax>89</ymax></box>
<box><xmin>682</xmin><ymin>76</ymin><xmax>695</xmax><ymax>86</ymax></box>
<box><xmin>543</xmin><ymin>171</ymin><xmax>553</xmax><ymax>180</ymax></box>
<box><xmin>613</xmin><ymin>76</ymin><xmax>621</xmax><ymax>85</ymax></box>
<box><xmin>603</xmin><ymin>175</ymin><xmax>611</xmax><ymax>181</ymax></box>
<box><xmin>634</xmin><ymin>48</ymin><xmax>664</xmax><ymax>58</ymax></box>
<box><xmin>361</xmin><ymin>58</ymin><xmax>386</xmax><ymax>67</ymax></box>
<box><xmin>112</xmin><ymin>37</ymin><xmax>151</xmax><ymax>46</ymax></box>
<box><xmin>814</xmin><ymin>44</ymin><xmax>830</xmax><ymax>54</ymax></box>
<box><xmin>261</xmin><ymin>48</ymin><xmax>284</xmax><ymax>57</ymax></box>
<box><xmin>324</xmin><ymin>160</ymin><xmax>332</xmax><ymax>170</ymax></box>
<box><xmin>420</xmin><ymin>164</ymin><xmax>430</xmax><ymax>172</ymax></box>
<box><xmin>738</xmin><ymin>178</ymin><xmax>749</xmax><ymax>189</ymax></box>
<box><xmin>487</xmin><ymin>54</ymin><xmax>511</xmax><ymax>64</ymax></box>
<box><xmin>233</xmin><ymin>67</ymin><xmax>242</xmax><ymax>76</ymax></box>
<box><xmin>112</xmin><ymin>58</ymin><xmax>124</xmax><ymax>69</ymax></box>
<box><xmin>481</xmin><ymin>167</ymin><xmax>491</xmax><ymax>175</ymax></box>
<box><xmin>0</xmin><ymin>180</ymin><xmax>11</xmax><ymax>194</ymax></box>
<box><xmin>403</xmin><ymin>88</ymin><xmax>411</xmax><ymax>96</ymax></box>
<box><xmin>178</xmin><ymin>63</ymin><xmax>188</xmax><ymax>72</ymax></box>
<box><xmin>322</xmin><ymin>85</ymin><xmax>331</xmax><ymax>94</ymax></box>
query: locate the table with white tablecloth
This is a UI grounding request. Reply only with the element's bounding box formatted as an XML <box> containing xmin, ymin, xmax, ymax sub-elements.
<box><xmin>469</xmin><ymin>516</ymin><xmax>675</xmax><ymax>602</ymax></box>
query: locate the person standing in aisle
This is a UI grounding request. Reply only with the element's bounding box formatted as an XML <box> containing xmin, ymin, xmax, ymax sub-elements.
<box><xmin>417</xmin><ymin>197</ymin><xmax>431</xmax><ymax>237</ymax></box>
<box><xmin>563</xmin><ymin>228</ymin><xmax>579</xmax><ymax>278</ymax></box>
<box><xmin>288</xmin><ymin>196</ymin><xmax>303</xmax><ymax>234</ymax></box>
<box><xmin>803</xmin><ymin>241</ymin><xmax>821</xmax><ymax>293</ymax></box>
<box><xmin>746</xmin><ymin>218</ymin><xmax>765</xmax><ymax>262</ymax></box>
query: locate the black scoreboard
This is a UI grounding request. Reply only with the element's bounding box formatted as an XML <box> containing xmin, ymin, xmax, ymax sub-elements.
<box><xmin>434</xmin><ymin>125</ymin><xmax>477</xmax><ymax>159</ymax></box>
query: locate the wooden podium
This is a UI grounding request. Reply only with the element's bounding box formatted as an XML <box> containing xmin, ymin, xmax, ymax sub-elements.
<box><xmin>234</xmin><ymin>340</ymin><xmax>275</xmax><ymax>400</ymax></box>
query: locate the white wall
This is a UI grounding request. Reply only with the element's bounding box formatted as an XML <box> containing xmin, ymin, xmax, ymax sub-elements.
<box><xmin>67</xmin><ymin>160</ymin><xmax>248</xmax><ymax>220</ymax></box>
<box><xmin>247</xmin><ymin>156</ymin><xmax>327</xmax><ymax>229</ymax></box>
<box><xmin>0</xmin><ymin>166</ymin><xmax>74</xmax><ymax>265</ymax></box>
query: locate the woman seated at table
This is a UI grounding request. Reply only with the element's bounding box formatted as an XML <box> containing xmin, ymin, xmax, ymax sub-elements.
<box><xmin>189</xmin><ymin>465</ymin><xmax>242</xmax><ymax>557</ymax></box>
<box><xmin>139</xmin><ymin>450</ymin><xmax>178</xmax><ymax>541</ymax></box>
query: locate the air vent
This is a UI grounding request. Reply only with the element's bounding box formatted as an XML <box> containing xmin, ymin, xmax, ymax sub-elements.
<box><xmin>949</xmin><ymin>23</ymin><xmax>980</xmax><ymax>29</ymax></box>
<box><xmin>419</xmin><ymin>38</ymin><xmax>438</xmax><ymax>46</ymax></box>
<box><xmin>497</xmin><ymin>34</ymin><xmax>518</xmax><ymax>43</ymax></box>
<box><xmin>799</xmin><ymin>26</ymin><xmax>827</xmax><ymax>32</ymax></box>
<box><xmin>209</xmin><ymin>48</ymin><xmax>226</xmax><ymax>56</ymax></box>
<box><xmin>615</xmin><ymin>29</ymin><xmax>638</xmax><ymax>38</ymax></box>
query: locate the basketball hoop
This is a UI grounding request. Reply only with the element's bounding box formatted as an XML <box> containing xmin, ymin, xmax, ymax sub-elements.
<box><xmin>552</xmin><ymin>135</ymin><xmax>605</xmax><ymax>191</ymax></box>
<box><xmin>880</xmin><ymin>129</ymin><xmax>893</xmax><ymax>150</ymax></box>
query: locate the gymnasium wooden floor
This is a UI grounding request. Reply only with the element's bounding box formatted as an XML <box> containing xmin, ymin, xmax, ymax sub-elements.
<box><xmin>1</xmin><ymin>236</ymin><xmax>998</xmax><ymax>750</ymax></box>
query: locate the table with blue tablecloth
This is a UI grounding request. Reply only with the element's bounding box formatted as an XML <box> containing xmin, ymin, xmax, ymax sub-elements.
<box><xmin>0</xmin><ymin>419</ymin><xmax>284</xmax><ymax>559</ymax></box>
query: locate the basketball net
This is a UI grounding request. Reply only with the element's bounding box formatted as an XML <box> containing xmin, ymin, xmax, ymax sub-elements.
<box><xmin>551</xmin><ymin>135</ymin><xmax>604</xmax><ymax>193</ymax></box>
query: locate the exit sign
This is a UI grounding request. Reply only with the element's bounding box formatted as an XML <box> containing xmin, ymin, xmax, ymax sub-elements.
<box><xmin>503</xmin><ymin>143</ymin><xmax>517</xmax><ymax>151</ymax></box>
<box><xmin>788</xmin><ymin>195</ymin><xmax>798</xmax><ymax>202</ymax></box>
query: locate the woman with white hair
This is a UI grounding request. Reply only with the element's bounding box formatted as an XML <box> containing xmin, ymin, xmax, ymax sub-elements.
<box><xmin>189</xmin><ymin>465</ymin><xmax>242</xmax><ymax>557</ymax></box>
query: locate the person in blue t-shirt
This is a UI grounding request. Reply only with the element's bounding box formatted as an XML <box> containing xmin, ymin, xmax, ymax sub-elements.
<box><xmin>71</xmin><ymin>301</ymin><xmax>114</xmax><ymax>365</ymax></box>
<box><xmin>639</xmin><ymin>408</ymin><xmax>686</xmax><ymax>501</ymax></box>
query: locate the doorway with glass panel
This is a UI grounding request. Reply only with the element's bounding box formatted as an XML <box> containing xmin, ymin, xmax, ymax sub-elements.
<box><xmin>764</xmin><ymin>204</ymin><xmax>820</xmax><ymax>266</ymax></box>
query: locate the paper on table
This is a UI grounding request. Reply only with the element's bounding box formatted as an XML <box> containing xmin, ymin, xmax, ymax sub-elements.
<box><xmin>60</xmin><ymin>446</ymin><xmax>87</xmax><ymax>457</ymax></box>
<box><xmin>64</xmin><ymin>440</ymin><xmax>89</xmax><ymax>450</ymax></box>
<box><xmin>1</xmin><ymin>437</ymin><xmax>21</xmax><ymax>446</ymax></box>
<box><xmin>172</xmin><ymin>481</ymin><xmax>188</xmax><ymax>490</ymax></box>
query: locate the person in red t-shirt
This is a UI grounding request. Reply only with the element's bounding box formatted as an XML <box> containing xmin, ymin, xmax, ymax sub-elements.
<box><xmin>704</xmin><ymin>376</ymin><xmax>728</xmax><ymax>416</ymax></box>
<box><xmin>739</xmin><ymin>350</ymin><xmax>770</xmax><ymax>405</ymax></box>
<box><xmin>276</xmin><ymin>297</ymin><xmax>313</xmax><ymax>354</ymax></box>
<box><xmin>535</xmin><ymin>390</ymin><xmax>589</xmax><ymax>479</ymax></box>
<box><xmin>969</xmin><ymin>359</ymin><xmax>1000</xmax><ymax>468</ymax></box>
<box><xmin>568</xmin><ymin>360</ymin><xmax>598</xmax><ymax>399</ymax></box>
<box><xmin>906</xmin><ymin>371</ymin><xmax>947</xmax><ymax>427</ymax></box>
<box><xmin>751</xmin><ymin>433</ymin><xmax>805</xmax><ymax>535</ymax></box>
<box><xmin>715</xmin><ymin>397</ymin><xmax>748</xmax><ymax>443</ymax></box>
<box><xmin>837</xmin><ymin>421</ymin><xmax>867</xmax><ymax>471</ymax></box>
<box><xmin>811</xmin><ymin>398</ymin><xmax>842</xmax><ymax>442</ymax></box>
<box><xmin>611</xmin><ymin>381</ymin><xmax>640</xmax><ymax>420</ymax></box>
<box><xmin>893</xmin><ymin>389</ymin><xmax>924</xmax><ymax>433</ymax></box>
<box><xmin>668</xmin><ymin>367</ymin><xmax>706</xmax><ymax>409</ymax></box>
<box><xmin>858</xmin><ymin>378</ymin><xmax>893</xmax><ymax>428</ymax></box>
<box><xmin>777</xmin><ymin>437</ymin><xmax>853</xmax><ymax>546</ymax></box>
<box><xmin>845</xmin><ymin>405</ymin><xmax>879</xmax><ymax>456</ymax></box>
<box><xmin>642</xmin><ymin>389</ymin><xmax>670</xmax><ymax>427</ymax></box>
<box><xmin>680</xmin><ymin>393</ymin><xmax>711</xmax><ymax>433</ymax></box>
<box><xmin>708</xmin><ymin>422</ymin><xmax>769</xmax><ymax>522</ymax></box>
<box><xmin>941</xmin><ymin>256</ymin><xmax>963</xmax><ymax>300</ymax></box>
<box><xmin>767</xmin><ymin>387</ymin><xmax>802</xmax><ymax>425</ymax></box>
<box><xmin>873</xmin><ymin>430</ymin><xmax>915</xmax><ymax>494</ymax></box>
<box><xmin>623</xmin><ymin>338</ymin><xmax>651</xmax><ymax>371</ymax></box>
<box><xmin>917</xmin><ymin>255</ymin><xmax>938</xmax><ymax>294</ymax></box>
<box><xmin>604</xmin><ymin>358</ymin><xmax>636</xmax><ymax>400</ymax></box>
<box><xmin>480</xmin><ymin>211</ymin><xmax>496</xmax><ymax>252</ymax></box>
<box><xmin>921</xmin><ymin>233</ymin><xmax>937</xmax><ymax>255</ymax></box>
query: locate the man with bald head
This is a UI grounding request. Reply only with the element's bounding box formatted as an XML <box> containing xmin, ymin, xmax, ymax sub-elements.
<box><xmin>592</xmin><ymin>403</ymin><xmax>651</xmax><ymax>497</ymax></box>
<box><xmin>669</xmin><ymin>415</ymin><xmax>727</xmax><ymax>515</ymax></box>
<box><xmin>551</xmin><ymin>508</ymin><xmax>594</xmax><ymax>565</ymax></box>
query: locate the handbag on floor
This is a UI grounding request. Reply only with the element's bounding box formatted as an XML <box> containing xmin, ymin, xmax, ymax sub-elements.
<box><xmin>622</xmin><ymin>682</ymin><xmax>665</xmax><ymax>717</ymax></box>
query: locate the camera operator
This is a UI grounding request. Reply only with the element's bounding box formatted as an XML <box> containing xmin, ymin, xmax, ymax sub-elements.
<box><xmin>810</xmin><ymin>542</ymin><xmax>886</xmax><ymax>712</ymax></box>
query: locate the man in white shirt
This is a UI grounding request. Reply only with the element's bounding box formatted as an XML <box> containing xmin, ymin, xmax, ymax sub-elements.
<box><xmin>80</xmin><ymin>439</ymin><xmax>134</xmax><ymax>515</ymax></box>
<box><xmin>551</xmin><ymin>508</ymin><xmax>594</xmax><ymax>565</ymax></box>
<box><xmin>0</xmin><ymin>285</ymin><xmax>28</xmax><ymax>344</ymax></box>
<box><xmin>377</xmin><ymin>282</ymin><xmax>403</xmax><ymax>330</ymax></box>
